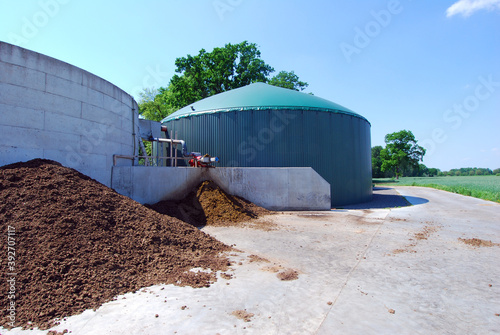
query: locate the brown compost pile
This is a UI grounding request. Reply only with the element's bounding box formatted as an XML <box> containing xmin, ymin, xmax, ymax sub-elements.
<box><xmin>0</xmin><ymin>159</ymin><xmax>231</xmax><ymax>330</ymax></box>
<box><xmin>146</xmin><ymin>180</ymin><xmax>271</xmax><ymax>227</ymax></box>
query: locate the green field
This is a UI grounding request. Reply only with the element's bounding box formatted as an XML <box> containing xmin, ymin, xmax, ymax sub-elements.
<box><xmin>373</xmin><ymin>176</ymin><xmax>500</xmax><ymax>203</ymax></box>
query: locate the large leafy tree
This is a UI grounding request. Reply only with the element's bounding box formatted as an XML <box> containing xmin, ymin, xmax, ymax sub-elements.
<box><xmin>268</xmin><ymin>70</ymin><xmax>309</xmax><ymax>91</ymax></box>
<box><xmin>380</xmin><ymin>130</ymin><xmax>426</xmax><ymax>179</ymax></box>
<box><xmin>168</xmin><ymin>41</ymin><xmax>274</xmax><ymax>108</ymax></box>
<box><xmin>138</xmin><ymin>41</ymin><xmax>309</xmax><ymax>121</ymax></box>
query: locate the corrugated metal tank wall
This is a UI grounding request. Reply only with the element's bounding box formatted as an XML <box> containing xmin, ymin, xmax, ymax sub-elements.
<box><xmin>163</xmin><ymin>109</ymin><xmax>372</xmax><ymax>207</ymax></box>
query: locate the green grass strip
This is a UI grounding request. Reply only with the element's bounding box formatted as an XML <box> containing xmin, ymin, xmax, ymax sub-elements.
<box><xmin>374</xmin><ymin>177</ymin><xmax>500</xmax><ymax>203</ymax></box>
<box><xmin>407</xmin><ymin>183</ymin><xmax>500</xmax><ymax>203</ymax></box>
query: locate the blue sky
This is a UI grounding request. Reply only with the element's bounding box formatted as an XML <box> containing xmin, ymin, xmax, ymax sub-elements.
<box><xmin>1</xmin><ymin>0</ymin><xmax>499</xmax><ymax>171</ymax></box>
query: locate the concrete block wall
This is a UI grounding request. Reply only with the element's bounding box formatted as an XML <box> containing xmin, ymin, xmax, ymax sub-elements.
<box><xmin>0</xmin><ymin>42</ymin><xmax>139</xmax><ymax>186</ymax></box>
<box><xmin>111</xmin><ymin>167</ymin><xmax>331</xmax><ymax>211</ymax></box>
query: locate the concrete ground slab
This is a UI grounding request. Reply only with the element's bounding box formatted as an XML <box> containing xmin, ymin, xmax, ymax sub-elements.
<box><xmin>3</xmin><ymin>187</ymin><xmax>499</xmax><ymax>334</ymax></box>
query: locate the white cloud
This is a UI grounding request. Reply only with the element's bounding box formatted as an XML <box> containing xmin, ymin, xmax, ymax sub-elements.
<box><xmin>446</xmin><ymin>0</ymin><xmax>500</xmax><ymax>17</ymax></box>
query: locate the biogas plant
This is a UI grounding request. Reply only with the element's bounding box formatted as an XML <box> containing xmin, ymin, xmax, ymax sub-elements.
<box><xmin>0</xmin><ymin>41</ymin><xmax>372</xmax><ymax>209</ymax></box>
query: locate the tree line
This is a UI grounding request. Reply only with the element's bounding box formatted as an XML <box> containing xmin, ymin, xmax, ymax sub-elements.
<box><xmin>438</xmin><ymin>167</ymin><xmax>500</xmax><ymax>177</ymax></box>
<box><xmin>372</xmin><ymin>130</ymin><xmax>500</xmax><ymax>178</ymax></box>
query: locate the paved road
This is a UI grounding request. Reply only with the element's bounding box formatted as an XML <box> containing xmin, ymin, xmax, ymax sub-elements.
<box><xmin>316</xmin><ymin>186</ymin><xmax>500</xmax><ymax>334</ymax></box>
<box><xmin>4</xmin><ymin>187</ymin><xmax>499</xmax><ymax>335</ymax></box>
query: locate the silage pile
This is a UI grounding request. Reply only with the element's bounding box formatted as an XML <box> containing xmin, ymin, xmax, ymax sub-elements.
<box><xmin>0</xmin><ymin>159</ymin><xmax>231</xmax><ymax>330</ymax></box>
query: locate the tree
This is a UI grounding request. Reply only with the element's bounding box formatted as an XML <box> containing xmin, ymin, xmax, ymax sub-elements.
<box><xmin>371</xmin><ymin>146</ymin><xmax>386</xmax><ymax>178</ymax></box>
<box><xmin>380</xmin><ymin>130</ymin><xmax>426</xmax><ymax>179</ymax></box>
<box><xmin>268</xmin><ymin>71</ymin><xmax>309</xmax><ymax>91</ymax></box>
<box><xmin>168</xmin><ymin>41</ymin><xmax>274</xmax><ymax>108</ymax></box>
<box><xmin>417</xmin><ymin>164</ymin><xmax>429</xmax><ymax>177</ymax></box>
<box><xmin>427</xmin><ymin>168</ymin><xmax>439</xmax><ymax>177</ymax></box>
<box><xmin>138</xmin><ymin>87</ymin><xmax>175</xmax><ymax>122</ymax></box>
<box><xmin>138</xmin><ymin>41</ymin><xmax>309</xmax><ymax>121</ymax></box>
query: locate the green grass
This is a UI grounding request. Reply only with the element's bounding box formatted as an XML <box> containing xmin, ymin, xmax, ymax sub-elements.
<box><xmin>373</xmin><ymin>176</ymin><xmax>500</xmax><ymax>203</ymax></box>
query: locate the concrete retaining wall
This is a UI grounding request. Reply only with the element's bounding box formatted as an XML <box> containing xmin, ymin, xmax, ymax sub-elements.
<box><xmin>0</xmin><ymin>41</ymin><xmax>139</xmax><ymax>186</ymax></box>
<box><xmin>111</xmin><ymin>166</ymin><xmax>331</xmax><ymax>211</ymax></box>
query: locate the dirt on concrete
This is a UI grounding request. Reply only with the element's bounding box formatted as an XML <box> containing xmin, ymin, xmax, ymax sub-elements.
<box><xmin>231</xmin><ymin>310</ymin><xmax>254</xmax><ymax>322</ymax></box>
<box><xmin>46</xmin><ymin>330</ymin><xmax>68</xmax><ymax>335</ymax></box>
<box><xmin>277</xmin><ymin>269</ymin><xmax>299</xmax><ymax>281</ymax></box>
<box><xmin>0</xmin><ymin>159</ymin><xmax>232</xmax><ymax>330</ymax></box>
<box><xmin>458</xmin><ymin>238</ymin><xmax>500</xmax><ymax>247</ymax></box>
<box><xmin>248</xmin><ymin>255</ymin><xmax>270</xmax><ymax>263</ymax></box>
<box><xmin>414</xmin><ymin>225</ymin><xmax>438</xmax><ymax>240</ymax></box>
<box><xmin>147</xmin><ymin>180</ymin><xmax>271</xmax><ymax>227</ymax></box>
<box><xmin>391</xmin><ymin>223</ymin><xmax>441</xmax><ymax>255</ymax></box>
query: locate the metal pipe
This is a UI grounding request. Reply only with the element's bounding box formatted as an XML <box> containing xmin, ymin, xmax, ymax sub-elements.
<box><xmin>156</xmin><ymin>138</ymin><xmax>159</xmax><ymax>166</ymax></box>
<box><xmin>174</xmin><ymin>143</ymin><xmax>178</xmax><ymax>167</ymax></box>
<box><xmin>174</xmin><ymin>132</ymin><xmax>177</xmax><ymax>167</ymax></box>
<box><xmin>169</xmin><ymin>141</ymin><xmax>173</xmax><ymax>166</ymax></box>
<box><xmin>154</xmin><ymin>138</ymin><xmax>189</xmax><ymax>156</ymax></box>
<box><xmin>131</xmin><ymin>102</ymin><xmax>136</xmax><ymax>166</ymax></box>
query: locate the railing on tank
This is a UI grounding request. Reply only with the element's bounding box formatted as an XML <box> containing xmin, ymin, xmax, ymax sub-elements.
<box><xmin>113</xmin><ymin>140</ymin><xmax>213</xmax><ymax>168</ymax></box>
<box><xmin>113</xmin><ymin>127</ymin><xmax>187</xmax><ymax>168</ymax></box>
<box><xmin>113</xmin><ymin>126</ymin><xmax>218</xmax><ymax>168</ymax></box>
<box><xmin>112</xmin><ymin>155</ymin><xmax>192</xmax><ymax>167</ymax></box>
<box><xmin>113</xmin><ymin>155</ymin><xmax>211</xmax><ymax>168</ymax></box>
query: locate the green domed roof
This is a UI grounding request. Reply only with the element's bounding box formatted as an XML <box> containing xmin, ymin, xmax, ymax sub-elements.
<box><xmin>162</xmin><ymin>83</ymin><xmax>366</xmax><ymax>123</ymax></box>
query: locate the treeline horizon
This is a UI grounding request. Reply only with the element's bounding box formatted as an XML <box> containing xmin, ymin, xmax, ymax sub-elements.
<box><xmin>373</xmin><ymin>161</ymin><xmax>500</xmax><ymax>178</ymax></box>
<box><xmin>371</xmin><ymin>131</ymin><xmax>499</xmax><ymax>178</ymax></box>
<box><xmin>435</xmin><ymin>167</ymin><xmax>500</xmax><ymax>177</ymax></box>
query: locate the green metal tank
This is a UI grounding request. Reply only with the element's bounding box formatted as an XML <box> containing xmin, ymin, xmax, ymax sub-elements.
<box><xmin>161</xmin><ymin>83</ymin><xmax>372</xmax><ymax>206</ymax></box>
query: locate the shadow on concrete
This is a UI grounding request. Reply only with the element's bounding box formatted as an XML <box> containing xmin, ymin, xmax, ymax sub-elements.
<box><xmin>404</xmin><ymin>196</ymin><xmax>430</xmax><ymax>206</ymax></box>
<box><xmin>338</xmin><ymin>188</ymin><xmax>429</xmax><ymax>210</ymax></box>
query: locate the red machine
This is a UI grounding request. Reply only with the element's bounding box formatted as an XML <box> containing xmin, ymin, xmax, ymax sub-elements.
<box><xmin>188</xmin><ymin>153</ymin><xmax>219</xmax><ymax>168</ymax></box>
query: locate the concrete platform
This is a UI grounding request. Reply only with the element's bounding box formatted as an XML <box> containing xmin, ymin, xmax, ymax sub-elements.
<box><xmin>3</xmin><ymin>187</ymin><xmax>500</xmax><ymax>334</ymax></box>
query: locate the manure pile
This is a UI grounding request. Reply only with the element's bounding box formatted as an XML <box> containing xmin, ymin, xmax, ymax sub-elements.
<box><xmin>0</xmin><ymin>159</ymin><xmax>231</xmax><ymax>330</ymax></box>
<box><xmin>147</xmin><ymin>180</ymin><xmax>271</xmax><ymax>227</ymax></box>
